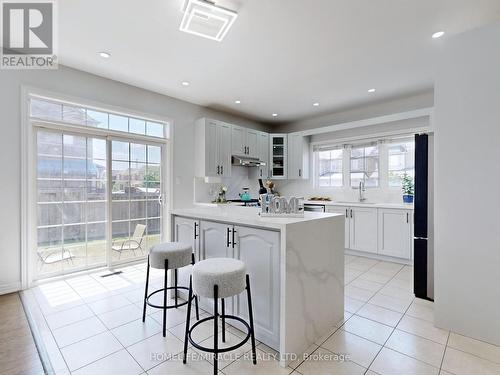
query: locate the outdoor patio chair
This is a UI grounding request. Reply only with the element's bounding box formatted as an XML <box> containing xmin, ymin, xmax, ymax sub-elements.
<box><xmin>37</xmin><ymin>248</ymin><xmax>74</xmax><ymax>269</ymax></box>
<box><xmin>112</xmin><ymin>224</ymin><xmax>147</xmax><ymax>259</ymax></box>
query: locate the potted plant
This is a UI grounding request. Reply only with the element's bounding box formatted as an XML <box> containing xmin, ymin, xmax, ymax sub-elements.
<box><xmin>401</xmin><ymin>173</ymin><xmax>414</xmax><ymax>204</ymax></box>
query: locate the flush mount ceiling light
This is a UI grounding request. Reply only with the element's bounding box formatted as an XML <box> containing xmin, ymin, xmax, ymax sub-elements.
<box><xmin>368</xmin><ymin>88</ymin><xmax>376</xmax><ymax>93</ymax></box>
<box><xmin>313</xmin><ymin>102</ymin><xmax>320</xmax><ymax>107</ymax></box>
<box><xmin>432</xmin><ymin>31</ymin><xmax>445</xmax><ymax>39</ymax></box>
<box><xmin>234</xmin><ymin>100</ymin><xmax>241</xmax><ymax>104</ymax></box>
<box><xmin>98</xmin><ymin>51</ymin><xmax>111</xmax><ymax>58</ymax></box>
<box><xmin>180</xmin><ymin>0</ymin><xmax>238</xmax><ymax>42</ymax></box>
<box><xmin>181</xmin><ymin>81</ymin><xmax>190</xmax><ymax>86</ymax></box>
<box><xmin>272</xmin><ymin>113</ymin><xmax>278</xmax><ymax>117</ymax></box>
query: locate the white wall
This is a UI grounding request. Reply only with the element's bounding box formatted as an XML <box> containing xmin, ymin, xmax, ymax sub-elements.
<box><xmin>0</xmin><ymin>66</ymin><xmax>266</xmax><ymax>293</ymax></box>
<box><xmin>434</xmin><ymin>22</ymin><xmax>500</xmax><ymax>345</ymax></box>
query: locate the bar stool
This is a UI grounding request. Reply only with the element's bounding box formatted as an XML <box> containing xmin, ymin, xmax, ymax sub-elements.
<box><xmin>183</xmin><ymin>258</ymin><xmax>257</xmax><ymax>374</ymax></box>
<box><xmin>142</xmin><ymin>242</ymin><xmax>199</xmax><ymax>337</ymax></box>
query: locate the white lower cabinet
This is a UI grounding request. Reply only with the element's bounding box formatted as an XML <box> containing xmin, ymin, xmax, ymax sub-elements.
<box><xmin>326</xmin><ymin>206</ymin><xmax>350</xmax><ymax>249</ymax></box>
<box><xmin>233</xmin><ymin>225</ymin><xmax>280</xmax><ymax>349</ymax></box>
<box><xmin>349</xmin><ymin>207</ymin><xmax>378</xmax><ymax>254</ymax></box>
<box><xmin>324</xmin><ymin>205</ymin><xmax>413</xmax><ymax>261</ymax></box>
<box><xmin>173</xmin><ymin>217</ymin><xmax>281</xmax><ymax>348</ymax></box>
<box><xmin>172</xmin><ymin>217</ymin><xmax>199</xmax><ymax>300</ymax></box>
<box><xmin>378</xmin><ymin>209</ymin><xmax>413</xmax><ymax>259</ymax></box>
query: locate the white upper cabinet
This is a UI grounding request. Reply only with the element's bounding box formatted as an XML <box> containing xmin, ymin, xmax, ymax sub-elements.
<box><xmin>269</xmin><ymin>134</ymin><xmax>287</xmax><ymax>179</ymax></box>
<box><xmin>258</xmin><ymin>132</ymin><xmax>269</xmax><ymax>179</ymax></box>
<box><xmin>231</xmin><ymin>125</ymin><xmax>247</xmax><ymax>156</ymax></box>
<box><xmin>378</xmin><ymin>209</ymin><xmax>413</xmax><ymax>259</ymax></box>
<box><xmin>246</xmin><ymin>129</ymin><xmax>259</xmax><ymax>158</ymax></box>
<box><xmin>287</xmin><ymin>132</ymin><xmax>309</xmax><ymax>179</ymax></box>
<box><xmin>195</xmin><ymin>118</ymin><xmax>231</xmax><ymax>177</ymax></box>
<box><xmin>349</xmin><ymin>207</ymin><xmax>378</xmax><ymax>254</ymax></box>
<box><xmin>231</xmin><ymin>125</ymin><xmax>260</xmax><ymax>158</ymax></box>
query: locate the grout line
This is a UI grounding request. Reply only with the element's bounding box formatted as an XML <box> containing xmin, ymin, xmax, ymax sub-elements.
<box><xmin>439</xmin><ymin>330</ymin><xmax>451</xmax><ymax>372</ymax></box>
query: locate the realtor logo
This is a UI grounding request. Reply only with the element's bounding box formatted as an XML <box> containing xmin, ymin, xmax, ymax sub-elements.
<box><xmin>1</xmin><ymin>0</ymin><xmax>57</xmax><ymax>69</ymax></box>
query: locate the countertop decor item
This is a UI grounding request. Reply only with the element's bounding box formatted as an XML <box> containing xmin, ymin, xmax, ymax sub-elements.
<box><xmin>260</xmin><ymin>195</ymin><xmax>304</xmax><ymax>217</ymax></box>
<box><xmin>213</xmin><ymin>186</ymin><xmax>228</xmax><ymax>203</ymax></box>
<box><xmin>401</xmin><ymin>173</ymin><xmax>414</xmax><ymax>203</ymax></box>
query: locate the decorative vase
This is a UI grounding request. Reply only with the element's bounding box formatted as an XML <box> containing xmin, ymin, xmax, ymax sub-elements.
<box><xmin>403</xmin><ymin>194</ymin><xmax>414</xmax><ymax>204</ymax></box>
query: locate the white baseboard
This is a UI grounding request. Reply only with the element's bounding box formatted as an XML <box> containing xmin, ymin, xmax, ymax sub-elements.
<box><xmin>0</xmin><ymin>281</ymin><xmax>22</xmax><ymax>295</ymax></box>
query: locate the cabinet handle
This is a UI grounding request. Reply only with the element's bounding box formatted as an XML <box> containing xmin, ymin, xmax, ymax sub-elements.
<box><xmin>217</xmin><ymin>165</ymin><xmax>220</xmax><ymax>175</ymax></box>
<box><xmin>221</xmin><ymin>165</ymin><xmax>223</xmax><ymax>175</ymax></box>
<box><xmin>232</xmin><ymin>229</ymin><xmax>237</xmax><ymax>248</ymax></box>
<box><xmin>406</xmin><ymin>212</ymin><xmax>409</xmax><ymax>223</ymax></box>
<box><xmin>226</xmin><ymin>227</ymin><xmax>231</xmax><ymax>247</ymax></box>
<box><xmin>350</xmin><ymin>209</ymin><xmax>353</xmax><ymax>218</ymax></box>
<box><xmin>260</xmin><ymin>169</ymin><xmax>262</xmax><ymax>177</ymax></box>
<box><xmin>194</xmin><ymin>222</ymin><xmax>198</xmax><ymax>239</ymax></box>
<box><xmin>299</xmin><ymin>169</ymin><xmax>302</xmax><ymax>177</ymax></box>
<box><xmin>345</xmin><ymin>209</ymin><xmax>348</xmax><ymax>218</ymax></box>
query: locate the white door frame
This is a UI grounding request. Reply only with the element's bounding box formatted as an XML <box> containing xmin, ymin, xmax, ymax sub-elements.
<box><xmin>20</xmin><ymin>85</ymin><xmax>174</xmax><ymax>288</ymax></box>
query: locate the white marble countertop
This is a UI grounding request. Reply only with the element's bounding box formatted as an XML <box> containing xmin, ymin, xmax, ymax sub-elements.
<box><xmin>171</xmin><ymin>206</ymin><xmax>340</xmax><ymax>230</ymax></box>
<box><xmin>304</xmin><ymin>200</ymin><xmax>414</xmax><ymax>210</ymax></box>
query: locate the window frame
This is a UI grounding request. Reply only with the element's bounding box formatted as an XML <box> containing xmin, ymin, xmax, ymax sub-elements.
<box><xmin>21</xmin><ymin>85</ymin><xmax>174</xmax><ymax>288</ymax></box>
<box><xmin>312</xmin><ymin>136</ymin><xmax>415</xmax><ymax>190</ymax></box>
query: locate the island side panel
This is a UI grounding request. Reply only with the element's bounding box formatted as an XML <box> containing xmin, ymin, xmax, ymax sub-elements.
<box><xmin>282</xmin><ymin>215</ymin><xmax>344</xmax><ymax>365</ymax></box>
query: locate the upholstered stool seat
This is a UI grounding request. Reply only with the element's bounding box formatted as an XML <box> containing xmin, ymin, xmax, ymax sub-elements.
<box><xmin>149</xmin><ymin>242</ymin><xmax>192</xmax><ymax>269</ymax></box>
<box><xmin>183</xmin><ymin>257</ymin><xmax>257</xmax><ymax>375</ymax></box>
<box><xmin>193</xmin><ymin>258</ymin><xmax>246</xmax><ymax>299</ymax></box>
<box><xmin>142</xmin><ymin>241</ymin><xmax>199</xmax><ymax>338</ymax></box>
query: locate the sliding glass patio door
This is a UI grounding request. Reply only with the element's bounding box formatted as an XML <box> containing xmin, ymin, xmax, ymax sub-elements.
<box><xmin>36</xmin><ymin>130</ymin><xmax>164</xmax><ymax>278</ymax></box>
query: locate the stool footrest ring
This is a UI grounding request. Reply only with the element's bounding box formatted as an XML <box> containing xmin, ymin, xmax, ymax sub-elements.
<box><xmin>188</xmin><ymin>315</ymin><xmax>251</xmax><ymax>354</ymax></box>
<box><xmin>146</xmin><ymin>286</ymin><xmax>193</xmax><ymax>309</ymax></box>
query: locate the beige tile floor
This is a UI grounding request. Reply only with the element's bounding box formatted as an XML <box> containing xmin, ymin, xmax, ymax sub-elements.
<box><xmin>21</xmin><ymin>255</ymin><xmax>500</xmax><ymax>375</ymax></box>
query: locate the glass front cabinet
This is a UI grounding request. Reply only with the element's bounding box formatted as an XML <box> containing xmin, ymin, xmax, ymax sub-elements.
<box><xmin>270</xmin><ymin>134</ymin><xmax>287</xmax><ymax>179</ymax></box>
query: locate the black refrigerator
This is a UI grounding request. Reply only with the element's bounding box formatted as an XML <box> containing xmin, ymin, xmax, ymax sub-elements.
<box><xmin>413</xmin><ymin>134</ymin><xmax>433</xmax><ymax>301</ymax></box>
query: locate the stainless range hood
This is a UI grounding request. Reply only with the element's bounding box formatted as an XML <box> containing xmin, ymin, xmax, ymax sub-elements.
<box><xmin>231</xmin><ymin>155</ymin><xmax>265</xmax><ymax>167</ymax></box>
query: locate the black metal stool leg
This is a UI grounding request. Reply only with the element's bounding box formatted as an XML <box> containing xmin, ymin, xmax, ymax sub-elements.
<box><xmin>221</xmin><ymin>298</ymin><xmax>226</xmax><ymax>343</ymax></box>
<box><xmin>142</xmin><ymin>256</ymin><xmax>150</xmax><ymax>322</ymax></box>
<box><xmin>213</xmin><ymin>284</ymin><xmax>218</xmax><ymax>375</ymax></box>
<box><xmin>174</xmin><ymin>268</ymin><xmax>179</xmax><ymax>307</ymax></box>
<box><xmin>246</xmin><ymin>275</ymin><xmax>257</xmax><ymax>365</ymax></box>
<box><xmin>191</xmin><ymin>253</ymin><xmax>200</xmax><ymax>321</ymax></box>
<box><xmin>183</xmin><ymin>275</ymin><xmax>193</xmax><ymax>364</ymax></box>
<box><xmin>163</xmin><ymin>259</ymin><xmax>168</xmax><ymax>337</ymax></box>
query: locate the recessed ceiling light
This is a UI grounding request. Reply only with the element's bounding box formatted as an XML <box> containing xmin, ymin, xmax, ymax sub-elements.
<box><xmin>432</xmin><ymin>31</ymin><xmax>445</xmax><ymax>39</ymax></box>
<box><xmin>313</xmin><ymin>102</ymin><xmax>320</xmax><ymax>107</ymax></box>
<box><xmin>368</xmin><ymin>88</ymin><xmax>376</xmax><ymax>93</ymax></box>
<box><xmin>180</xmin><ymin>0</ymin><xmax>238</xmax><ymax>42</ymax></box>
<box><xmin>181</xmin><ymin>81</ymin><xmax>190</xmax><ymax>87</ymax></box>
<box><xmin>272</xmin><ymin>113</ymin><xmax>278</xmax><ymax>117</ymax></box>
<box><xmin>235</xmin><ymin>100</ymin><xmax>241</xmax><ymax>104</ymax></box>
<box><xmin>98</xmin><ymin>51</ymin><xmax>111</xmax><ymax>58</ymax></box>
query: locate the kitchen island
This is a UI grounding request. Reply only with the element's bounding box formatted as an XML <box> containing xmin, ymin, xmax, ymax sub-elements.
<box><xmin>170</xmin><ymin>206</ymin><xmax>344</xmax><ymax>366</ymax></box>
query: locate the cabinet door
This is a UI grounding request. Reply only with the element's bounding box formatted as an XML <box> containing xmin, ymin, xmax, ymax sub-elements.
<box><xmin>199</xmin><ymin>220</ymin><xmax>234</xmax><ymax>313</ymax></box>
<box><xmin>205</xmin><ymin>120</ymin><xmax>219</xmax><ymax>177</ymax></box>
<box><xmin>270</xmin><ymin>135</ymin><xmax>287</xmax><ymax>179</ymax></box>
<box><xmin>246</xmin><ymin>129</ymin><xmax>259</xmax><ymax>158</ymax></box>
<box><xmin>233</xmin><ymin>225</ymin><xmax>280</xmax><ymax>349</ymax></box>
<box><xmin>218</xmin><ymin>122</ymin><xmax>232</xmax><ymax>177</ymax></box>
<box><xmin>258</xmin><ymin>132</ymin><xmax>269</xmax><ymax>179</ymax></box>
<box><xmin>231</xmin><ymin>125</ymin><xmax>246</xmax><ymax>156</ymax></box>
<box><xmin>349</xmin><ymin>207</ymin><xmax>378</xmax><ymax>253</ymax></box>
<box><xmin>378</xmin><ymin>209</ymin><xmax>412</xmax><ymax>259</ymax></box>
<box><xmin>325</xmin><ymin>206</ymin><xmax>350</xmax><ymax>249</ymax></box>
<box><xmin>173</xmin><ymin>217</ymin><xmax>199</xmax><ymax>299</ymax></box>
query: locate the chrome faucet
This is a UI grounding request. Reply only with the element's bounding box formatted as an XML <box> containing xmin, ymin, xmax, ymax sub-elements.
<box><xmin>359</xmin><ymin>181</ymin><xmax>366</xmax><ymax>202</ymax></box>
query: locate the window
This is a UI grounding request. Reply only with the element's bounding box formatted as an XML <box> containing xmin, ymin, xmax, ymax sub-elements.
<box><xmin>315</xmin><ymin>146</ymin><xmax>343</xmax><ymax>187</ymax></box>
<box><xmin>30</xmin><ymin>97</ymin><xmax>169</xmax><ymax>139</ymax></box>
<box><xmin>388</xmin><ymin>139</ymin><xmax>415</xmax><ymax>187</ymax></box>
<box><xmin>350</xmin><ymin>143</ymin><xmax>379</xmax><ymax>187</ymax></box>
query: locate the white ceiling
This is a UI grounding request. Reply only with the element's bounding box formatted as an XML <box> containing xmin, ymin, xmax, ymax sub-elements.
<box><xmin>59</xmin><ymin>0</ymin><xmax>500</xmax><ymax>123</ymax></box>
